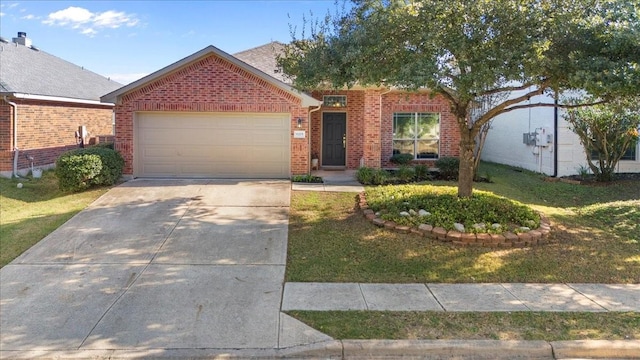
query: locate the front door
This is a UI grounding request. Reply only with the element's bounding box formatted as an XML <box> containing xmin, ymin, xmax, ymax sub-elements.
<box><xmin>322</xmin><ymin>113</ymin><xmax>346</xmax><ymax>166</ymax></box>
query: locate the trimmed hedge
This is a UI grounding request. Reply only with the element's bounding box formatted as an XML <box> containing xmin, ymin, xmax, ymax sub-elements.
<box><xmin>55</xmin><ymin>147</ymin><xmax>124</xmax><ymax>191</ymax></box>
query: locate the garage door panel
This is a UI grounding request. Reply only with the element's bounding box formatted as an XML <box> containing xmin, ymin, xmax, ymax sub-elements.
<box><xmin>136</xmin><ymin>112</ymin><xmax>290</xmax><ymax>178</ymax></box>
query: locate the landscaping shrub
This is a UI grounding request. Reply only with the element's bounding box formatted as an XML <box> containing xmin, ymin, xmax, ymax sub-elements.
<box><xmin>356</xmin><ymin>166</ymin><xmax>375</xmax><ymax>184</ymax></box>
<box><xmin>371</xmin><ymin>168</ymin><xmax>390</xmax><ymax>185</ymax></box>
<box><xmin>435</xmin><ymin>157</ymin><xmax>460</xmax><ymax>180</ymax></box>
<box><xmin>390</xmin><ymin>153</ymin><xmax>414</xmax><ymax>165</ymax></box>
<box><xmin>292</xmin><ymin>174</ymin><xmax>323</xmax><ymax>183</ymax></box>
<box><xmin>366</xmin><ymin>184</ymin><xmax>540</xmax><ymax>232</ymax></box>
<box><xmin>55</xmin><ymin>147</ymin><xmax>124</xmax><ymax>191</ymax></box>
<box><xmin>414</xmin><ymin>164</ymin><xmax>431</xmax><ymax>181</ymax></box>
<box><xmin>55</xmin><ymin>154</ymin><xmax>103</xmax><ymax>192</ymax></box>
<box><xmin>396</xmin><ymin>165</ymin><xmax>415</xmax><ymax>182</ymax></box>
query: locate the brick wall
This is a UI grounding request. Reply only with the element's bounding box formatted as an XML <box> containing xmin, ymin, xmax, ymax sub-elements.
<box><xmin>0</xmin><ymin>99</ymin><xmax>113</xmax><ymax>174</ymax></box>
<box><xmin>311</xmin><ymin>90</ymin><xmax>365</xmax><ymax>169</ymax></box>
<box><xmin>310</xmin><ymin>90</ymin><xmax>459</xmax><ymax>170</ymax></box>
<box><xmin>115</xmin><ymin>53</ymin><xmax>308</xmax><ymax>176</ymax></box>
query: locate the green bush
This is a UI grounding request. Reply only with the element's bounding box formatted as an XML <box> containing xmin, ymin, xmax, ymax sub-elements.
<box><xmin>371</xmin><ymin>169</ymin><xmax>390</xmax><ymax>185</ymax></box>
<box><xmin>396</xmin><ymin>165</ymin><xmax>415</xmax><ymax>182</ymax></box>
<box><xmin>435</xmin><ymin>157</ymin><xmax>460</xmax><ymax>180</ymax></box>
<box><xmin>390</xmin><ymin>153</ymin><xmax>414</xmax><ymax>165</ymax></box>
<box><xmin>55</xmin><ymin>147</ymin><xmax>124</xmax><ymax>191</ymax></box>
<box><xmin>414</xmin><ymin>164</ymin><xmax>431</xmax><ymax>181</ymax></box>
<box><xmin>356</xmin><ymin>167</ymin><xmax>375</xmax><ymax>184</ymax></box>
<box><xmin>55</xmin><ymin>154</ymin><xmax>103</xmax><ymax>191</ymax></box>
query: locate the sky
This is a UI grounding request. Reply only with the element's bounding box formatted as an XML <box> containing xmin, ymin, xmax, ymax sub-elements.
<box><xmin>0</xmin><ymin>0</ymin><xmax>342</xmax><ymax>84</ymax></box>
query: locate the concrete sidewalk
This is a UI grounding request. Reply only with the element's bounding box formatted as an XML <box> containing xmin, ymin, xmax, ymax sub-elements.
<box><xmin>282</xmin><ymin>282</ymin><xmax>640</xmax><ymax>312</ymax></box>
<box><xmin>292</xmin><ymin>169</ymin><xmax>364</xmax><ymax>192</ymax></box>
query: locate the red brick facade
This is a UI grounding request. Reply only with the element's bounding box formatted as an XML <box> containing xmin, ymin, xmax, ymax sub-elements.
<box><xmin>309</xmin><ymin>90</ymin><xmax>460</xmax><ymax>170</ymax></box>
<box><xmin>113</xmin><ymin>53</ymin><xmax>460</xmax><ymax>177</ymax></box>
<box><xmin>0</xmin><ymin>99</ymin><xmax>113</xmax><ymax>175</ymax></box>
<box><xmin>114</xmin><ymin>53</ymin><xmax>309</xmax><ymax>176</ymax></box>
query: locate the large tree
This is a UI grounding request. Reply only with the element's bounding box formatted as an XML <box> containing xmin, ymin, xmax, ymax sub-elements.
<box><xmin>278</xmin><ymin>0</ymin><xmax>640</xmax><ymax>197</ymax></box>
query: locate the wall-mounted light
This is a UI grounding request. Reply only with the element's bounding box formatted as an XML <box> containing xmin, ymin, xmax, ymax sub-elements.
<box><xmin>297</xmin><ymin>117</ymin><xmax>304</xmax><ymax>128</ymax></box>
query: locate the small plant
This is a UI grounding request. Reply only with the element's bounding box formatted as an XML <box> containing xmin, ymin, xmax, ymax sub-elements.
<box><xmin>414</xmin><ymin>164</ymin><xmax>431</xmax><ymax>181</ymax></box>
<box><xmin>396</xmin><ymin>165</ymin><xmax>415</xmax><ymax>182</ymax></box>
<box><xmin>371</xmin><ymin>169</ymin><xmax>390</xmax><ymax>185</ymax></box>
<box><xmin>292</xmin><ymin>174</ymin><xmax>323</xmax><ymax>183</ymax></box>
<box><xmin>390</xmin><ymin>153</ymin><xmax>414</xmax><ymax>165</ymax></box>
<box><xmin>576</xmin><ymin>165</ymin><xmax>591</xmax><ymax>180</ymax></box>
<box><xmin>356</xmin><ymin>166</ymin><xmax>375</xmax><ymax>184</ymax></box>
<box><xmin>435</xmin><ymin>157</ymin><xmax>460</xmax><ymax>180</ymax></box>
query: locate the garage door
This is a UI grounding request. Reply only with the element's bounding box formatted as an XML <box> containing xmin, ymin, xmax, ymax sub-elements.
<box><xmin>136</xmin><ymin>112</ymin><xmax>290</xmax><ymax>178</ymax></box>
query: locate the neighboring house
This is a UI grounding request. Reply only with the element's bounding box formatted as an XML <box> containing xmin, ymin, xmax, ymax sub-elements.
<box><xmin>102</xmin><ymin>42</ymin><xmax>460</xmax><ymax>179</ymax></box>
<box><xmin>0</xmin><ymin>32</ymin><xmax>121</xmax><ymax>178</ymax></box>
<box><xmin>482</xmin><ymin>90</ymin><xmax>640</xmax><ymax>177</ymax></box>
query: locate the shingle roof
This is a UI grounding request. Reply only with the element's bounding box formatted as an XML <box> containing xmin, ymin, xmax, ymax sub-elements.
<box><xmin>233</xmin><ymin>42</ymin><xmax>291</xmax><ymax>84</ymax></box>
<box><xmin>0</xmin><ymin>40</ymin><xmax>121</xmax><ymax>101</ymax></box>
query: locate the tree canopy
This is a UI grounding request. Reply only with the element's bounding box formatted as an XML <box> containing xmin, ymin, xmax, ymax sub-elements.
<box><xmin>279</xmin><ymin>0</ymin><xmax>640</xmax><ymax>197</ymax></box>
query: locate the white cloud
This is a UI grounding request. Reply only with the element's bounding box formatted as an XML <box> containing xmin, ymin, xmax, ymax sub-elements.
<box><xmin>21</xmin><ymin>14</ymin><xmax>38</xmax><ymax>20</ymax></box>
<box><xmin>43</xmin><ymin>6</ymin><xmax>139</xmax><ymax>36</ymax></box>
<box><xmin>106</xmin><ymin>73</ymin><xmax>148</xmax><ymax>85</ymax></box>
<box><xmin>0</xmin><ymin>12</ymin><xmax>4</xmax><ymax>17</ymax></box>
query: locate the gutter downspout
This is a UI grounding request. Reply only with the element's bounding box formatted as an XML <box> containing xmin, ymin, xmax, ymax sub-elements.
<box><xmin>3</xmin><ymin>96</ymin><xmax>19</xmax><ymax>178</ymax></box>
<box><xmin>376</xmin><ymin>88</ymin><xmax>393</xmax><ymax>168</ymax></box>
<box><xmin>308</xmin><ymin>105</ymin><xmax>322</xmax><ymax>173</ymax></box>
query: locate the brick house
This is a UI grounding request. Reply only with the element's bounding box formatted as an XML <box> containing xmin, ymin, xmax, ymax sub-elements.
<box><xmin>0</xmin><ymin>32</ymin><xmax>121</xmax><ymax>178</ymax></box>
<box><xmin>102</xmin><ymin>42</ymin><xmax>459</xmax><ymax>179</ymax></box>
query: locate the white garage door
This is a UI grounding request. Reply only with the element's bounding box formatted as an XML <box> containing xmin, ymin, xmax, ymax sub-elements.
<box><xmin>135</xmin><ymin>112</ymin><xmax>290</xmax><ymax>178</ymax></box>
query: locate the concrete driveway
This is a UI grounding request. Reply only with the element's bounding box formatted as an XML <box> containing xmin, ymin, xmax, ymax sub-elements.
<box><xmin>0</xmin><ymin>179</ymin><xmax>330</xmax><ymax>358</ymax></box>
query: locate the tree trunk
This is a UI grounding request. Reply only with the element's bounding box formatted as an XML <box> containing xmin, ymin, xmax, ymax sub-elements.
<box><xmin>458</xmin><ymin>129</ymin><xmax>476</xmax><ymax>198</ymax></box>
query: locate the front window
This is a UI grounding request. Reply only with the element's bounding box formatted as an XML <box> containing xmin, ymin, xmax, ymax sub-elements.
<box><xmin>393</xmin><ymin>113</ymin><xmax>440</xmax><ymax>159</ymax></box>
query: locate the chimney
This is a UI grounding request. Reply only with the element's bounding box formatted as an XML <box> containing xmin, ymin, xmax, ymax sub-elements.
<box><xmin>12</xmin><ymin>32</ymin><xmax>32</xmax><ymax>47</ymax></box>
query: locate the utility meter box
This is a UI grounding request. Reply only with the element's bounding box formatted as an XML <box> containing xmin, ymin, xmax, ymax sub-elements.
<box><xmin>535</xmin><ymin>127</ymin><xmax>552</xmax><ymax>146</ymax></box>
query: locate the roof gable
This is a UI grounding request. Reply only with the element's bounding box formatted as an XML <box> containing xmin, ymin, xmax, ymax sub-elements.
<box><xmin>0</xmin><ymin>40</ymin><xmax>121</xmax><ymax>101</ymax></box>
<box><xmin>102</xmin><ymin>45</ymin><xmax>321</xmax><ymax>107</ymax></box>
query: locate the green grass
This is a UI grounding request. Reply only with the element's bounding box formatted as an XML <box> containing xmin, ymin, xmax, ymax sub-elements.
<box><xmin>288</xmin><ymin>311</ymin><xmax>640</xmax><ymax>341</ymax></box>
<box><xmin>286</xmin><ymin>162</ymin><xmax>640</xmax><ymax>283</ymax></box>
<box><xmin>0</xmin><ymin>171</ymin><xmax>108</xmax><ymax>267</ymax></box>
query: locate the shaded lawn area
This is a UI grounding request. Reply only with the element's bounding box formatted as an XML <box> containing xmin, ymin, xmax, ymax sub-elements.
<box><xmin>286</xmin><ymin>162</ymin><xmax>640</xmax><ymax>283</ymax></box>
<box><xmin>288</xmin><ymin>311</ymin><xmax>640</xmax><ymax>341</ymax></box>
<box><xmin>0</xmin><ymin>171</ymin><xmax>108</xmax><ymax>268</ymax></box>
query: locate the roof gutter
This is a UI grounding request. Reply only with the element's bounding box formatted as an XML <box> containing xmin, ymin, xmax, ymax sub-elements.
<box><xmin>8</xmin><ymin>93</ymin><xmax>114</xmax><ymax>106</ymax></box>
<box><xmin>3</xmin><ymin>96</ymin><xmax>19</xmax><ymax>178</ymax></box>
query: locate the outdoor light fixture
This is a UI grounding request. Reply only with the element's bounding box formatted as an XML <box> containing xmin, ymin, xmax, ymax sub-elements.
<box><xmin>297</xmin><ymin>117</ymin><xmax>304</xmax><ymax>128</ymax></box>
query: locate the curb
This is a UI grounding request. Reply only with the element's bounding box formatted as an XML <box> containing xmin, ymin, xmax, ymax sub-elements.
<box><xmin>3</xmin><ymin>340</ymin><xmax>637</xmax><ymax>359</ymax></box>
<box><xmin>551</xmin><ymin>340</ymin><xmax>640</xmax><ymax>359</ymax></box>
<box><xmin>342</xmin><ymin>340</ymin><xmax>552</xmax><ymax>359</ymax></box>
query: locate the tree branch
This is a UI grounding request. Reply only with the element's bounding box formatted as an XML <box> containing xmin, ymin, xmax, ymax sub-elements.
<box><xmin>475</xmin><ymin>82</ymin><xmax>538</xmax><ymax>97</ymax></box>
<box><xmin>496</xmin><ymin>99</ymin><xmax>609</xmax><ymax>115</ymax></box>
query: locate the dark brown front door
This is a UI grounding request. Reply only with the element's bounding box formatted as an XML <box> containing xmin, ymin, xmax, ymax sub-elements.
<box><xmin>322</xmin><ymin>113</ymin><xmax>346</xmax><ymax>166</ymax></box>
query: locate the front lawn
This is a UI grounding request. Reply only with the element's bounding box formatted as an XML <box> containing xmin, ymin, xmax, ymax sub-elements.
<box><xmin>286</xmin><ymin>162</ymin><xmax>639</xmax><ymax>340</ymax></box>
<box><xmin>0</xmin><ymin>171</ymin><xmax>108</xmax><ymax>268</ymax></box>
<box><xmin>286</xmin><ymin>162</ymin><xmax>640</xmax><ymax>283</ymax></box>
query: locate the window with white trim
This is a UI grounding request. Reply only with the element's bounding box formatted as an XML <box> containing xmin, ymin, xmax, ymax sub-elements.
<box><xmin>392</xmin><ymin>113</ymin><xmax>440</xmax><ymax>159</ymax></box>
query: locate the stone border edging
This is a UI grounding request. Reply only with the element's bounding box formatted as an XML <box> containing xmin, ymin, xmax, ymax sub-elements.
<box><xmin>357</xmin><ymin>192</ymin><xmax>552</xmax><ymax>248</ymax></box>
